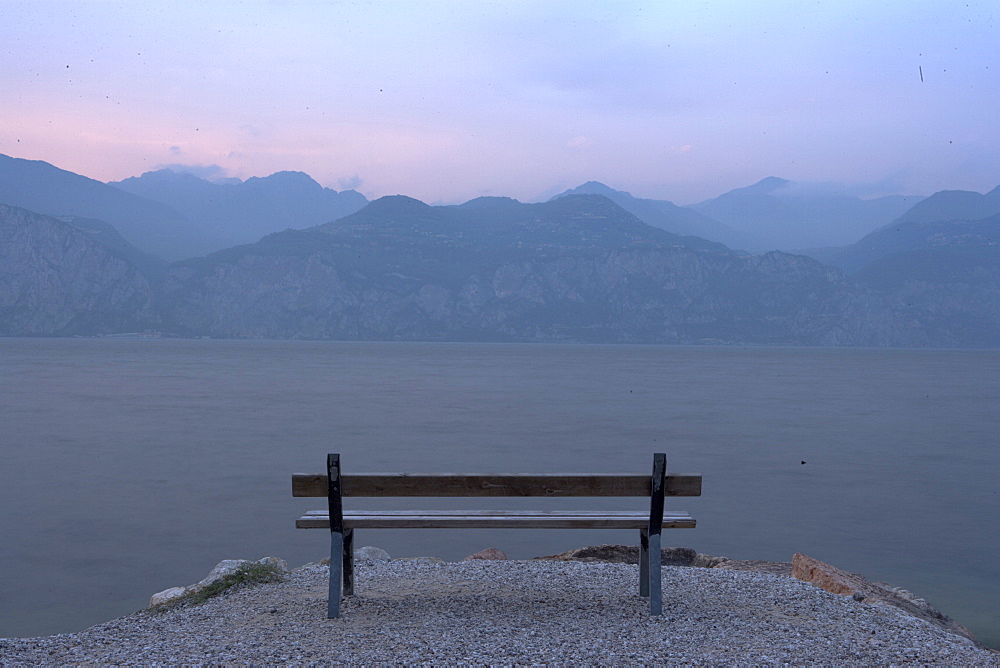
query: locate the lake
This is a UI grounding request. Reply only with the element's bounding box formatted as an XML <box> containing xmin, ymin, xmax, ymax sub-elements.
<box><xmin>0</xmin><ymin>338</ymin><xmax>997</xmax><ymax>648</ymax></box>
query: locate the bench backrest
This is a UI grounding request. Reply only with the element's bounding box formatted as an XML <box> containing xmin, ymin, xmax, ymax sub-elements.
<box><xmin>295</xmin><ymin>453</ymin><xmax>699</xmax><ymax>538</ymax></box>
<box><xmin>292</xmin><ymin>472</ymin><xmax>701</xmax><ymax>497</ymax></box>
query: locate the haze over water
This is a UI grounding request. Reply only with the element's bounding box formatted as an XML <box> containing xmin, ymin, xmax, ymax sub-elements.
<box><xmin>1</xmin><ymin>338</ymin><xmax>997</xmax><ymax>648</ymax></box>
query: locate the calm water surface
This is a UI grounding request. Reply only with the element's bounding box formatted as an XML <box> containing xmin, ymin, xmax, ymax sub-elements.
<box><xmin>1</xmin><ymin>339</ymin><xmax>997</xmax><ymax>647</ymax></box>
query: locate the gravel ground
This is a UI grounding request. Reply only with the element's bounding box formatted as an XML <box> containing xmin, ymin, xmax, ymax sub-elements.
<box><xmin>2</xmin><ymin>560</ymin><xmax>997</xmax><ymax>666</ymax></box>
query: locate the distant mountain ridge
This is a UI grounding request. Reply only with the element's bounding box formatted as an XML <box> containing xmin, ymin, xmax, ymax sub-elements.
<box><xmin>310</xmin><ymin>192</ymin><xmax>728</xmax><ymax>253</ymax></box>
<box><xmin>550</xmin><ymin>181</ymin><xmax>746</xmax><ymax>249</ymax></box>
<box><xmin>691</xmin><ymin>177</ymin><xmax>925</xmax><ymax>250</ymax></box>
<box><xmin>884</xmin><ymin>186</ymin><xmax>1000</xmax><ymax>228</ymax></box>
<box><xmin>0</xmin><ymin>154</ymin><xmax>926</xmax><ymax>257</ymax></box>
<box><xmin>799</xmin><ymin>187</ymin><xmax>1000</xmax><ymax>347</ymax></box>
<box><xmin>825</xmin><ymin>187</ymin><xmax>1000</xmax><ymax>274</ymax></box>
<box><xmin>110</xmin><ymin>168</ymin><xmax>368</xmax><ymax>252</ymax></box>
<box><xmin>0</xmin><ymin>154</ymin><xmax>369</xmax><ymax>260</ymax></box>
<box><xmin>0</xmin><ymin>154</ymin><xmax>210</xmax><ymax>260</ymax></box>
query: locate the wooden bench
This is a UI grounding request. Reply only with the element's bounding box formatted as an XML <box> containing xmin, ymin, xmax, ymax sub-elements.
<box><xmin>292</xmin><ymin>453</ymin><xmax>701</xmax><ymax>617</ymax></box>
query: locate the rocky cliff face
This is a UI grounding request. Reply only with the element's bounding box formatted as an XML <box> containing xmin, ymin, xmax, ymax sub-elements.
<box><xmin>3</xmin><ymin>192</ymin><xmax>995</xmax><ymax>346</ymax></box>
<box><xmin>158</xmin><ymin>197</ymin><xmax>914</xmax><ymax>345</ymax></box>
<box><xmin>855</xmin><ymin>246</ymin><xmax>1000</xmax><ymax>347</ymax></box>
<box><xmin>818</xmin><ymin>208</ymin><xmax>1000</xmax><ymax>346</ymax></box>
<box><xmin>0</xmin><ymin>204</ymin><xmax>157</xmax><ymax>335</ymax></box>
<box><xmin>160</xmin><ymin>250</ymin><xmax>906</xmax><ymax>344</ymax></box>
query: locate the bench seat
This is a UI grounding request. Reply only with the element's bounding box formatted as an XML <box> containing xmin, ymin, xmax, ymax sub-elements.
<box><xmin>297</xmin><ymin>509</ymin><xmax>696</xmax><ymax>529</ymax></box>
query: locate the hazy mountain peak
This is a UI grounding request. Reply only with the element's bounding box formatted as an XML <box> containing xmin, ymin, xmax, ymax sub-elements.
<box><xmin>552</xmin><ymin>181</ymin><xmax>630</xmax><ymax>200</ymax></box>
<box><xmin>576</xmin><ymin>181</ymin><xmax>624</xmax><ymax>195</ymax></box>
<box><xmin>544</xmin><ymin>181</ymin><xmax>748</xmax><ymax>248</ymax></box>
<box><xmin>363</xmin><ymin>194</ymin><xmax>431</xmax><ymax>213</ymax></box>
<box><xmin>894</xmin><ymin>188</ymin><xmax>1000</xmax><ymax>226</ymax></box>
<box><xmin>244</xmin><ymin>170</ymin><xmax>322</xmax><ymax>191</ymax></box>
<box><xmin>129</xmin><ymin>169</ymin><xmax>206</xmax><ymax>184</ymax></box>
<box><xmin>691</xmin><ymin>177</ymin><xmax>792</xmax><ymax>206</ymax></box>
<box><xmin>539</xmin><ymin>193</ymin><xmax>635</xmax><ymax>219</ymax></box>
<box><xmin>746</xmin><ymin>176</ymin><xmax>791</xmax><ymax>192</ymax></box>
<box><xmin>107</xmin><ymin>164</ymin><xmax>369</xmax><ymax>252</ymax></box>
<box><xmin>458</xmin><ymin>196</ymin><xmax>521</xmax><ymax>208</ymax></box>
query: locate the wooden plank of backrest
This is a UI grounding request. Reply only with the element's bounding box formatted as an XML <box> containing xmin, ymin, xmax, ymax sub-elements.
<box><xmin>292</xmin><ymin>473</ymin><xmax>702</xmax><ymax>497</ymax></box>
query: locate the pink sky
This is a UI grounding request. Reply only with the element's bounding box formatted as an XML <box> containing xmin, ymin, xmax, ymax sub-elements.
<box><xmin>2</xmin><ymin>1</ymin><xmax>997</xmax><ymax>204</ymax></box>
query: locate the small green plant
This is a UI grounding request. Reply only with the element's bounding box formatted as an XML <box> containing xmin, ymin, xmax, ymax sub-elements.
<box><xmin>150</xmin><ymin>562</ymin><xmax>286</xmax><ymax>613</ymax></box>
<box><xmin>188</xmin><ymin>562</ymin><xmax>286</xmax><ymax>604</ymax></box>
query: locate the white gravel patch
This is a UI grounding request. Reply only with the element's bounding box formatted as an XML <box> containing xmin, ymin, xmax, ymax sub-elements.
<box><xmin>2</xmin><ymin>560</ymin><xmax>997</xmax><ymax>666</ymax></box>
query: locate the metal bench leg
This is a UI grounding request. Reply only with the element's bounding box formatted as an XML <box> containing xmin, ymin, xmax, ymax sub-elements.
<box><xmin>343</xmin><ymin>528</ymin><xmax>355</xmax><ymax>596</ymax></box>
<box><xmin>648</xmin><ymin>531</ymin><xmax>662</xmax><ymax>615</ymax></box>
<box><xmin>647</xmin><ymin>452</ymin><xmax>665</xmax><ymax>615</ymax></box>
<box><xmin>327</xmin><ymin>453</ymin><xmax>345</xmax><ymax>618</ymax></box>
<box><xmin>329</xmin><ymin>531</ymin><xmax>343</xmax><ymax>618</ymax></box>
<box><xmin>639</xmin><ymin>528</ymin><xmax>650</xmax><ymax>597</ymax></box>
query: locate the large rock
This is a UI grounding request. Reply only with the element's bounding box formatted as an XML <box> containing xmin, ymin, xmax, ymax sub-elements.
<box><xmin>792</xmin><ymin>553</ymin><xmax>979</xmax><ymax>644</ymax></box>
<box><xmin>464</xmin><ymin>547</ymin><xmax>507</xmax><ymax>561</ymax></box>
<box><xmin>792</xmin><ymin>553</ymin><xmax>868</xmax><ymax>595</ymax></box>
<box><xmin>197</xmin><ymin>559</ymin><xmax>253</xmax><ymax>588</ymax></box>
<box><xmin>354</xmin><ymin>546</ymin><xmax>391</xmax><ymax>562</ymax></box>
<box><xmin>149</xmin><ymin>556</ymin><xmax>288</xmax><ymax>608</ymax></box>
<box><xmin>257</xmin><ymin>556</ymin><xmax>289</xmax><ymax>571</ymax></box>
<box><xmin>149</xmin><ymin>586</ymin><xmax>190</xmax><ymax>607</ymax></box>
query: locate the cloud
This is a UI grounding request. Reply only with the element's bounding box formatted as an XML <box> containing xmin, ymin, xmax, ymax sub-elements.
<box><xmin>566</xmin><ymin>136</ymin><xmax>592</xmax><ymax>149</ymax></box>
<box><xmin>337</xmin><ymin>174</ymin><xmax>363</xmax><ymax>190</ymax></box>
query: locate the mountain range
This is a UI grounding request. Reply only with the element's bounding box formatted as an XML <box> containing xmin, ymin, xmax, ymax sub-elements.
<box><xmin>1</xmin><ymin>153</ymin><xmax>997</xmax><ymax>346</ymax></box>
<box><xmin>0</xmin><ymin>154</ymin><xmax>368</xmax><ymax>260</ymax></box>
<box><xmin>821</xmin><ymin>187</ymin><xmax>1000</xmax><ymax>274</ymax></box>
<box><xmin>111</xmin><ymin>168</ymin><xmax>368</xmax><ymax>252</ymax></box>
<box><xmin>688</xmin><ymin>176</ymin><xmax>925</xmax><ymax>251</ymax></box>
<box><xmin>0</xmin><ymin>154</ymin><xmax>206</xmax><ymax>261</ymax></box>
<box><xmin>550</xmin><ymin>181</ymin><xmax>746</xmax><ymax>248</ymax></box>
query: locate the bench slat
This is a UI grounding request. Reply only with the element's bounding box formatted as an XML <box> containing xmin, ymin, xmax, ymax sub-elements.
<box><xmin>292</xmin><ymin>473</ymin><xmax>702</xmax><ymax>497</ymax></box>
<box><xmin>296</xmin><ymin>510</ymin><xmax>696</xmax><ymax>529</ymax></box>
<box><xmin>303</xmin><ymin>510</ymin><xmax>656</xmax><ymax>519</ymax></box>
